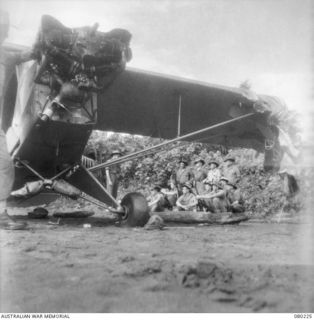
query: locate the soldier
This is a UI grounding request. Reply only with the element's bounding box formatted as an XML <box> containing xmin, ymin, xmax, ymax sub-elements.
<box><xmin>224</xmin><ymin>182</ymin><xmax>245</xmax><ymax>213</ymax></box>
<box><xmin>192</xmin><ymin>158</ymin><xmax>207</xmax><ymax>195</ymax></box>
<box><xmin>176</xmin><ymin>182</ymin><xmax>198</xmax><ymax>211</ymax></box>
<box><xmin>161</xmin><ymin>180</ymin><xmax>179</xmax><ymax>209</ymax></box>
<box><xmin>222</xmin><ymin>156</ymin><xmax>240</xmax><ymax>184</ymax></box>
<box><xmin>203</xmin><ymin>159</ymin><xmax>221</xmax><ymax>184</ymax></box>
<box><xmin>196</xmin><ymin>181</ymin><xmax>214</xmax><ymax>212</ymax></box>
<box><xmin>147</xmin><ymin>186</ymin><xmax>167</xmax><ymax>213</ymax></box>
<box><xmin>105</xmin><ymin>150</ymin><xmax>122</xmax><ymax>199</ymax></box>
<box><xmin>196</xmin><ymin>182</ymin><xmax>228</xmax><ymax>213</ymax></box>
<box><xmin>175</xmin><ymin>158</ymin><xmax>193</xmax><ymax>193</ymax></box>
<box><xmin>219</xmin><ymin>176</ymin><xmax>229</xmax><ymax>188</ymax></box>
<box><xmin>0</xmin><ymin>11</ymin><xmax>32</xmax><ymax>230</ymax></box>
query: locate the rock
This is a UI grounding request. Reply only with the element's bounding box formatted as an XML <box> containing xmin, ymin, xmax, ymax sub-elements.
<box><xmin>120</xmin><ymin>255</ymin><xmax>135</xmax><ymax>263</ymax></box>
<box><xmin>144</xmin><ymin>260</ymin><xmax>162</xmax><ymax>274</ymax></box>
<box><xmin>144</xmin><ymin>215</ymin><xmax>165</xmax><ymax>230</ymax></box>
<box><xmin>23</xmin><ymin>245</ymin><xmax>37</xmax><ymax>252</ymax></box>
<box><xmin>64</xmin><ymin>263</ymin><xmax>75</xmax><ymax>268</ymax></box>
<box><xmin>252</xmin><ymin>300</ymin><xmax>268</xmax><ymax>312</ymax></box>
<box><xmin>196</xmin><ymin>260</ymin><xmax>217</xmax><ymax>278</ymax></box>
<box><xmin>182</xmin><ymin>273</ymin><xmax>200</xmax><ymax>288</ymax></box>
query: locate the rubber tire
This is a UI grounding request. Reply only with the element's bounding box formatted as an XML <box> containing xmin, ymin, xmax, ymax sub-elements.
<box><xmin>120</xmin><ymin>192</ymin><xmax>150</xmax><ymax>227</ymax></box>
<box><xmin>28</xmin><ymin>207</ymin><xmax>49</xmax><ymax>219</ymax></box>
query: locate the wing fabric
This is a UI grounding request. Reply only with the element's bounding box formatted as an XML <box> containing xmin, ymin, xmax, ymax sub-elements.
<box><xmin>96</xmin><ymin>68</ymin><xmax>268</xmax><ymax>151</ymax></box>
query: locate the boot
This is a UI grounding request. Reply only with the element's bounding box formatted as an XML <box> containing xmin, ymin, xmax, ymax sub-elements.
<box><xmin>0</xmin><ymin>210</ymin><xmax>28</xmax><ymax>230</ymax></box>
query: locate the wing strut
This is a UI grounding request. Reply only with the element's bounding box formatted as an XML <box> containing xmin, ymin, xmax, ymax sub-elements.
<box><xmin>88</xmin><ymin>112</ymin><xmax>255</xmax><ymax>173</ymax></box>
<box><xmin>177</xmin><ymin>94</ymin><xmax>182</xmax><ymax>137</ymax></box>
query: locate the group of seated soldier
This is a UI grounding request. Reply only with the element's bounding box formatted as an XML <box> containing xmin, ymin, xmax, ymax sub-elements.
<box><xmin>147</xmin><ymin>154</ymin><xmax>245</xmax><ymax>214</ymax></box>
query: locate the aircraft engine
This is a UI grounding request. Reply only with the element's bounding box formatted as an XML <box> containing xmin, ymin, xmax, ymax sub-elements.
<box><xmin>31</xmin><ymin>15</ymin><xmax>132</xmax><ymax>123</ymax></box>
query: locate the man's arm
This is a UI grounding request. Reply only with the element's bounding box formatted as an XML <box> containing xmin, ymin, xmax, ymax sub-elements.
<box><xmin>234</xmin><ymin>167</ymin><xmax>241</xmax><ymax>180</ymax></box>
<box><xmin>148</xmin><ymin>197</ymin><xmax>160</xmax><ymax>207</ymax></box>
<box><xmin>197</xmin><ymin>190</ymin><xmax>225</xmax><ymax>200</ymax></box>
<box><xmin>176</xmin><ymin>195</ymin><xmax>187</xmax><ymax>210</ymax></box>
<box><xmin>188</xmin><ymin>195</ymin><xmax>198</xmax><ymax>207</ymax></box>
<box><xmin>162</xmin><ymin>189</ymin><xmax>177</xmax><ymax>196</ymax></box>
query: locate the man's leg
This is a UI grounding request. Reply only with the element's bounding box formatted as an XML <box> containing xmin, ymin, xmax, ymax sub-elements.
<box><xmin>112</xmin><ymin>178</ymin><xmax>119</xmax><ymax>199</ymax></box>
<box><xmin>201</xmin><ymin>199</ymin><xmax>215</xmax><ymax>213</ymax></box>
<box><xmin>0</xmin><ymin>131</ymin><xmax>27</xmax><ymax>229</ymax></box>
<box><xmin>212</xmin><ymin>197</ymin><xmax>228</xmax><ymax>213</ymax></box>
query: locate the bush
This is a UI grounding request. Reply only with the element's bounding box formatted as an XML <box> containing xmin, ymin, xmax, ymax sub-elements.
<box><xmin>85</xmin><ymin>131</ymin><xmax>305</xmax><ymax>216</ymax></box>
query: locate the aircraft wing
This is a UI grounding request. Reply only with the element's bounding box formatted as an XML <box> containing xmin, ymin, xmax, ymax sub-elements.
<box><xmin>96</xmin><ymin>68</ymin><xmax>274</xmax><ymax>152</ymax></box>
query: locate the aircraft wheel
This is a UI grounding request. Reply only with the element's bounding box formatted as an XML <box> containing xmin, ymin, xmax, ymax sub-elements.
<box><xmin>120</xmin><ymin>192</ymin><xmax>150</xmax><ymax>227</ymax></box>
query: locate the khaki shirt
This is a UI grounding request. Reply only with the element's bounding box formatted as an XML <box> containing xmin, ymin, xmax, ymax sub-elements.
<box><xmin>193</xmin><ymin>168</ymin><xmax>207</xmax><ymax>182</ymax></box>
<box><xmin>0</xmin><ymin>129</ymin><xmax>14</xmax><ymax>200</ymax></box>
<box><xmin>148</xmin><ymin>192</ymin><xmax>166</xmax><ymax>208</ymax></box>
<box><xmin>227</xmin><ymin>189</ymin><xmax>243</xmax><ymax>204</ymax></box>
<box><xmin>176</xmin><ymin>167</ymin><xmax>192</xmax><ymax>185</ymax></box>
<box><xmin>223</xmin><ymin>165</ymin><xmax>240</xmax><ymax>184</ymax></box>
<box><xmin>177</xmin><ymin>192</ymin><xmax>197</xmax><ymax>208</ymax></box>
<box><xmin>205</xmin><ymin>168</ymin><xmax>221</xmax><ymax>183</ymax></box>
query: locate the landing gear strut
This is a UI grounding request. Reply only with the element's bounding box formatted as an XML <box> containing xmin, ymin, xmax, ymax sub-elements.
<box><xmin>11</xmin><ymin>160</ymin><xmax>150</xmax><ymax>227</ymax></box>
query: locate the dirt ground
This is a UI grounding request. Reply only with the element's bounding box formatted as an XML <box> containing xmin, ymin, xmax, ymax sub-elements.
<box><xmin>1</xmin><ymin>205</ymin><xmax>314</xmax><ymax>313</ymax></box>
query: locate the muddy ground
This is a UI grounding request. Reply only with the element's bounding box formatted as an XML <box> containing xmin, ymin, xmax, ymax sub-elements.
<box><xmin>1</xmin><ymin>205</ymin><xmax>314</xmax><ymax>313</ymax></box>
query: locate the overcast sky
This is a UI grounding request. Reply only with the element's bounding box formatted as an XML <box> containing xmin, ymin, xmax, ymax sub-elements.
<box><xmin>1</xmin><ymin>0</ymin><xmax>313</xmax><ymax>124</ymax></box>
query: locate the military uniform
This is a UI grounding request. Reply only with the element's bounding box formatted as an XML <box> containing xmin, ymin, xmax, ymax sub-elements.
<box><xmin>1</xmin><ymin>35</ymin><xmax>33</xmax><ymax>204</ymax></box>
<box><xmin>0</xmin><ymin>129</ymin><xmax>14</xmax><ymax>203</ymax></box>
<box><xmin>193</xmin><ymin>167</ymin><xmax>207</xmax><ymax>194</ymax></box>
<box><xmin>106</xmin><ymin>164</ymin><xmax>121</xmax><ymax>199</ymax></box>
<box><xmin>222</xmin><ymin>164</ymin><xmax>240</xmax><ymax>184</ymax></box>
<box><xmin>197</xmin><ymin>188</ymin><xmax>215</xmax><ymax>212</ymax></box>
<box><xmin>176</xmin><ymin>192</ymin><xmax>198</xmax><ymax>211</ymax></box>
<box><xmin>226</xmin><ymin>187</ymin><xmax>245</xmax><ymax>213</ymax></box>
<box><xmin>162</xmin><ymin>187</ymin><xmax>178</xmax><ymax>208</ymax></box>
<box><xmin>211</xmin><ymin>189</ymin><xmax>229</xmax><ymax>213</ymax></box>
<box><xmin>175</xmin><ymin>167</ymin><xmax>193</xmax><ymax>192</ymax></box>
<box><xmin>0</xmin><ymin>43</ymin><xmax>22</xmax><ymax>205</ymax></box>
<box><xmin>205</xmin><ymin>167</ymin><xmax>221</xmax><ymax>184</ymax></box>
<box><xmin>0</xmin><ymin>11</ymin><xmax>29</xmax><ymax>229</ymax></box>
<box><xmin>103</xmin><ymin>150</ymin><xmax>122</xmax><ymax>199</ymax></box>
<box><xmin>148</xmin><ymin>192</ymin><xmax>167</xmax><ymax>212</ymax></box>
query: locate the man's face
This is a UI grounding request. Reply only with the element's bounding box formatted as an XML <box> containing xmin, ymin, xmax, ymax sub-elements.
<box><xmin>179</xmin><ymin>162</ymin><xmax>185</xmax><ymax>169</ymax></box>
<box><xmin>210</xmin><ymin>163</ymin><xmax>216</xmax><ymax>170</ymax></box>
<box><xmin>204</xmin><ymin>184</ymin><xmax>211</xmax><ymax>191</ymax></box>
<box><xmin>182</xmin><ymin>186</ymin><xmax>189</xmax><ymax>194</ymax></box>
<box><xmin>195</xmin><ymin>161</ymin><xmax>202</xmax><ymax>168</ymax></box>
<box><xmin>226</xmin><ymin>160</ymin><xmax>233</xmax><ymax>166</ymax></box>
<box><xmin>151</xmin><ymin>189</ymin><xmax>157</xmax><ymax>196</ymax></box>
<box><xmin>220</xmin><ymin>180</ymin><xmax>227</xmax><ymax>187</ymax></box>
